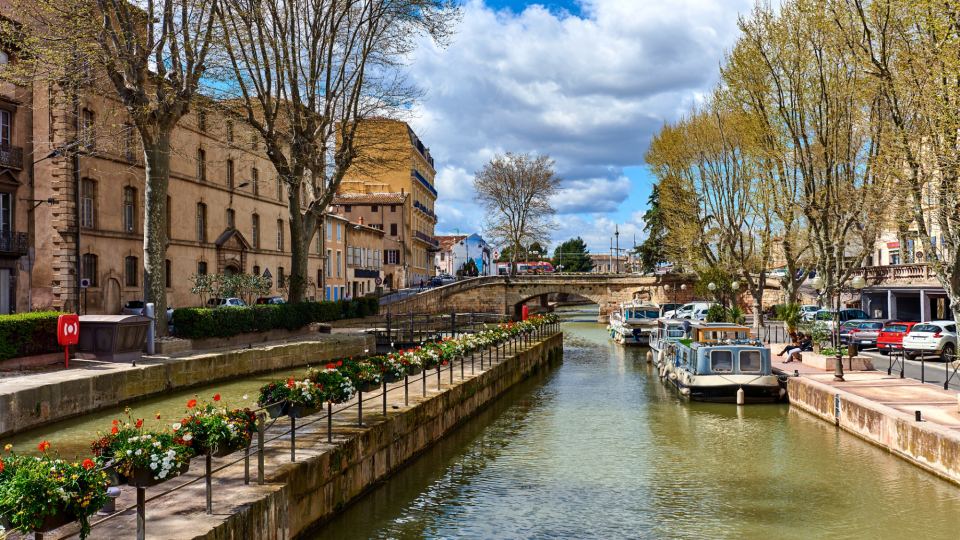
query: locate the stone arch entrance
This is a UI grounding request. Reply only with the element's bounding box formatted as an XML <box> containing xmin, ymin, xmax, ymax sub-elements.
<box><xmin>103</xmin><ymin>278</ymin><xmax>121</xmax><ymax>314</ymax></box>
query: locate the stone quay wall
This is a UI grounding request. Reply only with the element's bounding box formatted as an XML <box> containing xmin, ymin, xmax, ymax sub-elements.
<box><xmin>0</xmin><ymin>334</ymin><xmax>373</xmax><ymax>439</ymax></box>
<box><xmin>788</xmin><ymin>376</ymin><xmax>960</xmax><ymax>485</ymax></box>
<box><xmin>199</xmin><ymin>332</ymin><xmax>563</xmax><ymax>540</ymax></box>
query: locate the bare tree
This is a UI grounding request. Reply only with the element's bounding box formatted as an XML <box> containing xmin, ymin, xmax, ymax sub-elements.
<box><xmin>217</xmin><ymin>0</ymin><xmax>458</xmax><ymax>302</ymax></box>
<box><xmin>473</xmin><ymin>152</ymin><xmax>563</xmax><ymax>276</ymax></box>
<box><xmin>4</xmin><ymin>0</ymin><xmax>220</xmax><ymax>332</ymax></box>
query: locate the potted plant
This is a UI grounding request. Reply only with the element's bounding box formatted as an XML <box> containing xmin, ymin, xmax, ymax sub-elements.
<box><xmin>341</xmin><ymin>360</ymin><xmax>382</xmax><ymax>392</ymax></box>
<box><xmin>178</xmin><ymin>395</ymin><xmax>257</xmax><ymax>457</ymax></box>
<box><xmin>367</xmin><ymin>355</ymin><xmax>407</xmax><ymax>383</ymax></box>
<box><xmin>257</xmin><ymin>378</ymin><xmax>325</xmax><ymax>418</ymax></box>
<box><xmin>0</xmin><ymin>442</ymin><xmax>111</xmax><ymax>539</ymax></box>
<box><xmin>306</xmin><ymin>364</ymin><xmax>356</xmax><ymax>404</ymax></box>
<box><xmin>92</xmin><ymin>418</ymin><xmax>194</xmax><ymax>488</ymax></box>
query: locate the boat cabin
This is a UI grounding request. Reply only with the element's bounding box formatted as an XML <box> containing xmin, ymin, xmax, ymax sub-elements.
<box><xmin>668</xmin><ymin>323</ymin><xmax>769</xmax><ymax>376</ymax></box>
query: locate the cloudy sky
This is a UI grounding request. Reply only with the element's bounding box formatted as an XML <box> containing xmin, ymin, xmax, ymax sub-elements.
<box><xmin>406</xmin><ymin>0</ymin><xmax>752</xmax><ymax>255</ymax></box>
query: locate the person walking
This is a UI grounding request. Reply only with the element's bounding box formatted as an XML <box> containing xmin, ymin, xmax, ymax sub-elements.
<box><xmin>418</xmin><ymin>278</ymin><xmax>424</xmax><ymax>292</ymax></box>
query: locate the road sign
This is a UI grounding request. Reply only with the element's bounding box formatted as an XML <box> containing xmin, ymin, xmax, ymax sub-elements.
<box><xmin>80</xmin><ymin>278</ymin><xmax>90</xmax><ymax>288</ymax></box>
<box><xmin>375</xmin><ymin>277</ymin><xmax>383</xmax><ymax>285</ymax></box>
<box><xmin>494</xmin><ymin>250</ymin><xmax>499</xmax><ymax>259</ymax></box>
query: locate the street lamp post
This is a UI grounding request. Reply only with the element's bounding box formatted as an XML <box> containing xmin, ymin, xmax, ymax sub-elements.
<box><xmin>615</xmin><ymin>225</ymin><xmax>620</xmax><ymax>274</ymax></box>
<box><xmin>810</xmin><ymin>275</ymin><xmax>867</xmax><ymax>382</ymax></box>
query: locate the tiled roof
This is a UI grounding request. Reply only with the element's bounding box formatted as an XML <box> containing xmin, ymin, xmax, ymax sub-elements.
<box><xmin>435</xmin><ymin>235</ymin><xmax>467</xmax><ymax>251</ymax></box>
<box><xmin>332</xmin><ymin>192</ymin><xmax>407</xmax><ymax>205</ymax></box>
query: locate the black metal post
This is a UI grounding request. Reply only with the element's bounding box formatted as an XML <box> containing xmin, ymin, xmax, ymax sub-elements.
<box><xmin>410</xmin><ymin>308</ymin><xmax>414</xmax><ymax>342</ymax></box>
<box><xmin>383</xmin><ymin>383</ymin><xmax>387</xmax><ymax>415</ymax></box>
<box><xmin>206</xmin><ymin>452</ymin><xmax>212</xmax><ymax>514</ymax></box>
<box><xmin>423</xmin><ymin>367</ymin><xmax>427</xmax><ymax>397</ymax></box>
<box><xmin>358</xmin><ymin>389</ymin><xmax>363</xmax><ymax>427</ymax></box>
<box><xmin>451</xmin><ymin>308</ymin><xmax>456</xmax><ymax>338</ymax></box>
<box><xmin>386</xmin><ymin>310</ymin><xmax>391</xmax><ymax>346</ymax></box>
<box><xmin>450</xmin><ymin>356</ymin><xmax>454</xmax><ymax>384</ymax></box>
<box><xmin>328</xmin><ymin>402</ymin><xmax>333</xmax><ymax>443</ymax></box>
<box><xmin>137</xmin><ymin>486</ymin><xmax>146</xmax><ymax>540</ymax></box>
<box><xmin>438</xmin><ymin>364</ymin><xmax>441</xmax><ymax>390</ymax></box>
<box><xmin>244</xmin><ymin>440</ymin><xmax>250</xmax><ymax>485</ymax></box>
<box><xmin>405</xmin><ymin>374</ymin><xmax>409</xmax><ymax>406</ymax></box>
<box><xmin>290</xmin><ymin>416</ymin><xmax>296</xmax><ymax>462</ymax></box>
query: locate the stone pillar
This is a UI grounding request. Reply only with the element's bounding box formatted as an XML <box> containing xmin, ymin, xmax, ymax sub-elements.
<box><xmin>887</xmin><ymin>290</ymin><xmax>896</xmax><ymax>320</ymax></box>
<box><xmin>50</xmin><ymin>89</ymin><xmax>79</xmax><ymax>313</ymax></box>
<box><xmin>539</xmin><ymin>294</ymin><xmax>549</xmax><ymax>307</ymax></box>
<box><xmin>920</xmin><ymin>290</ymin><xmax>929</xmax><ymax>322</ymax></box>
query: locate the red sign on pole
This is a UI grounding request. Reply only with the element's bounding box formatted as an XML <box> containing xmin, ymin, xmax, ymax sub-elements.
<box><xmin>57</xmin><ymin>314</ymin><xmax>79</xmax><ymax>368</ymax></box>
<box><xmin>522</xmin><ymin>305</ymin><xmax>529</xmax><ymax>321</ymax></box>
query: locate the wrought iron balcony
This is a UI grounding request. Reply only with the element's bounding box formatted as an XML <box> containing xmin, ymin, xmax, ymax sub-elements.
<box><xmin>0</xmin><ymin>144</ymin><xmax>24</xmax><ymax>170</ymax></box>
<box><xmin>0</xmin><ymin>230</ymin><xmax>28</xmax><ymax>255</ymax></box>
<box><xmin>414</xmin><ymin>230</ymin><xmax>439</xmax><ymax>247</ymax></box>
<box><xmin>413</xmin><ymin>200</ymin><xmax>437</xmax><ymax>221</ymax></box>
<box><xmin>412</xmin><ymin>170</ymin><xmax>438</xmax><ymax>197</ymax></box>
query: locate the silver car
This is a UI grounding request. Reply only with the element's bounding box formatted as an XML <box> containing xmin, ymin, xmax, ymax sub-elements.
<box><xmin>122</xmin><ymin>300</ymin><xmax>174</xmax><ymax>319</ymax></box>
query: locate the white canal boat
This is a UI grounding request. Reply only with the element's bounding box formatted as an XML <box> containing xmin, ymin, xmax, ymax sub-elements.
<box><xmin>608</xmin><ymin>300</ymin><xmax>660</xmax><ymax>346</ymax></box>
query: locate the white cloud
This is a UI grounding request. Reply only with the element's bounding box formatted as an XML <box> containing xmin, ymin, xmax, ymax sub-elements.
<box><xmin>412</xmin><ymin>0</ymin><xmax>750</xmax><ymax>251</ymax></box>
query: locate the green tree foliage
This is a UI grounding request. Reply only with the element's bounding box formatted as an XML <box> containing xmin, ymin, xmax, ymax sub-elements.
<box><xmin>552</xmin><ymin>237</ymin><xmax>593</xmax><ymax>272</ymax></box>
<box><xmin>634</xmin><ymin>184</ymin><xmax>667</xmax><ymax>273</ymax></box>
<box><xmin>693</xmin><ymin>266</ymin><xmax>735</xmax><ymax>307</ymax></box>
<box><xmin>460</xmin><ymin>258</ymin><xmax>479</xmax><ymax>277</ymax></box>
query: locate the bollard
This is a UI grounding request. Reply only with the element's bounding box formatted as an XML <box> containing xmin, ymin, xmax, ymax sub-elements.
<box><xmin>423</xmin><ymin>368</ymin><xmax>427</xmax><ymax>397</ymax></box>
<box><xmin>438</xmin><ymin>364</ymin><xmax>441</xmax><ymax>390</ymax></box>
<box><xmin>206</xmin><ymin>452</ymin><xmax>212</xmax><ymax>514</ymax></box>
<box><xmin>137</xmin><ymin>486</ymin><xmax>146</xmax><ymax>540</ymax></box>
<box><xmin>405</xmin><ymin>374</ymin><xmax>409</xmax><ymax>407</ymax></box>
<box><xmin>916</xmin><ymin>410</ymin><xmax>922</xmax><ymax>422</ymax></box>
<box><xmin>244</xmin><ymin>440</ymin><xmax>250</xmax><ymax>485</ymax></box>
<box><xmin>291</xmin><ymin>416</ymin><xmax>296</xmax><ymax>462</ymax></box>
<box><xmin>383</xmin><ymin>383</ymin><xmax>387</xmax><ymax>416</ymax></box>
<box><xmin>257</xmin><ymin>413</ymin><xmax>265</xmax><ymax>486</ymax></box>
<box><xmin>328</xmin><ymin>402</ymin><xmax>333</xmax><ymax>444</ymax></box>
<box><xmin>461</xmin><ymin>353</ymin><xmax>464</xmax><ymax>379</ymax></box>
<box><xmin>358</xmin><ymin>388</ymin><xmax>363</xmax><ymax>427</ymax></box>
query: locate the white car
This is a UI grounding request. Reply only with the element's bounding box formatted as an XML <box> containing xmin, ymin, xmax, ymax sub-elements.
<box><xmin>801</xmin><ymin>305</ymin><xmax>820</xmax><ymax>321</ymax></box>
<box><xmin>902</xmin><ymin>321</ymin><xmax>958</xmax><ymax>361</ymax></box>
<box><xmin>664</xmin><ymin>302</ymin><xmax>714</xmax><ymax>319</ymax></box>
<box><xmin>122</xmin><ymin>300</ymin><xmax>174</xmax><ymax>319</ymax></box>
<box><xmin>206</xmin><ymin>297</ymin><xmax>246</xmax><ymax>308</ymax></box>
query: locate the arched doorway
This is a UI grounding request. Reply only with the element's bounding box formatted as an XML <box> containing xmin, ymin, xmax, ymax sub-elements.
<box><xmin>104</xmin><ymin>278</ymin><xmax>121</xmax><ymax>314</ymax></box>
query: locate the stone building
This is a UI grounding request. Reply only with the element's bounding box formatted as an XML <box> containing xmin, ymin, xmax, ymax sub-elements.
<box><xmin>27</xmin><ymin>87</ymin><xmax>326</xmax><ymax>313</ymax></box>
<box><xmin>328</xmin><ymin>192</ymin><xmax>407</xmax><ymax>290</ymax></box>
<box><xmin>435</xmin><ymin>233</ymin><xmax>493</xmax><ymax>276</ymax></box>
<box><xmin>338</xmin><ymin>119</ymin><xmax>439</xmax><ymax>285</ymax></box>
<box><xmin>0</xmin><ymin>42</ymin><xmax>31</xmax><ymax>315</ymax></box>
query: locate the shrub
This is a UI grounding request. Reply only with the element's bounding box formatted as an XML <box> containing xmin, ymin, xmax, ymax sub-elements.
<box><xmin>173</xmin><ymin>298</ymin><xmax>377</xmax><ymax>340</ymax></box>
<box><xmin>706</xmin><ymin>304</ymin><xmax>726</xmax><ymax>323</ymax></box>
<box><xmin>0</xmin><ymin>311</ymin><xmax>66</xmax><ymax>361</ymax></box>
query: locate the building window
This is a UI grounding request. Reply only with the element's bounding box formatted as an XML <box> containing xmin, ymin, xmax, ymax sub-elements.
<box><xmin>81</xmin><ymin>108</ymin><xmax>95</xmax><ymax>149</ymax></box>
<box><xmin>165</xmin><ymin>259</ymin><xmax>171</xmax><ymax>288</ymax></box>
<box><xmin>125</xmin><ymin>256</ymin><xmax>138</xmax><ymax>286</ymax></box>
<box><xmin>375</xmin><ymin>250</ymin><xmax>381</xmax><ymax>269</ymax></box>
<box><xmin>391</xmin><ymin>205</ymin><xmax>396</xmax><ymax>213</ymax></box>
<box><xmin>81</xmin><ymin>179</ymin><xmax>95</xmax><ymax>228</ymax></box>
<box><xmin>371</xmin><ymin>205</ymin><xmax>378</xmax><ymax>212</ymax></box>
<box><xmin>197</xmin><ymin>109</ymin><xmax>206</xmax><ymax>131</ymax></box>
<box><xmin>326</xmin><ymin>249</ymin><xmax>332</xmax><ymax>277</ymax></box>
<box><xmin>198</xmin><ymin>261</ymin><xmax>207</xmax><ymax>275</ymax></box>
<box><xmin>226</xmin><ymin>208</ymin><xmax>235</xmax><ymax>229</ymax></box>
<box><xmin>326</xmin><ymin>221</ymin><xmax>332</xmax><ymax>240</ymax></box>
<box><xmin>252</xmin><ymin>214</ymin><xmax>259</xmax><ymax>248</ymax></box>
<box><xmin>278</xmin><ymin>267</ymin><xmax>285</xmax><ymax>288</ymax></box>
<box><xmin>337</xmin><ymin>223</ymin><xmax>341</xmax><ymax>242</ymax></box>
<box><xmin>197</xmin><ymin>203</ymin><xmax>206</xmax><ymax>242</ymax></box>
<box><xmin>123</xmin><ymin>187</ymin><xmax>135</xmax><ymax>233</ymax></box>
<box><xmin>226</xmin><ymin>159</ymin><xmax>234</xmax><ymax>188</ymax></box>
<box><xmin>889</xmin><ymin>250</ymin><xmax>900</xmax><ymax>265</ymax></box>
<box><xmin>227</xmin><ymin>121</ymin><xmax>234</xmax><ymax>143</ymax></box>
<box><xmin>277</xmin><ymin>220</ymin><xmax>284</xmax><ymax>251</ymax></box>
<box><xmin>337</xmin><ymin>250</ymin><xmax>342</xmax><ymax>278</ymax></box>
<box><xmin>252</xmin><ymin>168</ymin><xmax>259</xmax><ymax>196</ymax></box>
<box><xmin>81</xmin><ymin>253</ymin><xmax>98</xmax><ymax>287</ymax></box>
<box><xmin>387</xmin><ymin>250</ymin><xmax>399</xmax><ymax>265</ymax></box>
<box><xmin>253</xmin><ymin>265</ymin><xmax>260</xmax><ymax>276</ymax></box>
<box><xmin>440</xmin><ymin>252</ymin><xmax>445</xmax><ymax>261</ymax></box>
<box><xmin>344</xmin><ymin>205</ymin><xmax>351</xmax><ymax>213</ymax></box>
<box><xmin>390</xmin><ymin>223</ymin><xmax>397</xmax><ymax>236</ymax></box>
<box><xmin>197</xmin><ymin>148</ymin><xmax>206</xmax><ymax>180</ymax></box>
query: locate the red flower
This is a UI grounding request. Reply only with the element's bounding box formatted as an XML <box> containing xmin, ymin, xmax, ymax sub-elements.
<box><xmin>442</xmin><ymin>361</ymin><xmax>448</xmax><ymax>365</ymax></box>
<box><xmin>213</xmin><ymin>394</ymin><xmax>221</xmax><ymax>402</ymax></box>
<box><xmin>0</xmin><ymin>458</ymin><xmax>3</xmax><ymax>473</ymax></box>
<box><xmin>155</xmin><ymin>414</ymin><xmax>161</xmax><ymax>419</ymax></box>
<box><xmin>327</xmin><ymin>363</ymin><xmax>336</xmax><ymax>370</ymax></box>
<box><xmin>111</xmin><ymin>426</ymin><xmax>118</xmax><ymax>434</ymax></box>
<box><xmin>112</xmin><ymin>420</ymin><xmax>118</xmax><ymax>426</ymax></box>
<box><xmin>38</xmin><ymin>441</ymin><xmax>50</xmax><ymax>452</ymax></box>
<box><xmin>135</xmin><ymin>419</ymin><xmax>143</xmax><ymax>429</ymax></box>
<box><xmin>337</xmin><ymin>361</ymin><xmax>343</xmax><ymax>367</ymax></box>
<box><xmin>82</xmin><ymin>458</ymin><xmax>95</xmax><ymax>470</ymax></box>
<box><xmin>187</xmin><ymin>399</ymin><xmax>197</xmax><ymax>409</ymax></box>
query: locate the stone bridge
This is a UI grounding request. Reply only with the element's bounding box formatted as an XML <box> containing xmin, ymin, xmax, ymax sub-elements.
<box><xmin>379</xmin><ymin>274</ymin><xmax>705</xmax><ymax>322</ymax></box>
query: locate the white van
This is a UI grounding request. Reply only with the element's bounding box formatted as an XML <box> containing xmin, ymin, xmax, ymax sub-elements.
<box><xmin>663</xmin><ymin>302</ymin><xmax>714</xmax><ymax>319</ymax></box>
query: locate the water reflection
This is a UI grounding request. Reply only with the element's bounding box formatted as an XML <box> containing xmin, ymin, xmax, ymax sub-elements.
<box><xmin>309</xmin><ymin>306</ymin><xmax>960</xmax><ymax>540</ymax></box>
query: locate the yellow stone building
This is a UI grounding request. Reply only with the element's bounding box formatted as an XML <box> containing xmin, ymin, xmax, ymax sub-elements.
<box><xmin>339</xmin><ymin>120</ymin><xmax>439</xmax><ymax>285</ymax></box>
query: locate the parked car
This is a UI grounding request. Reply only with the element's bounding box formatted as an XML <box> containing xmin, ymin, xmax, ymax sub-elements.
<box><xmin>122</xmin><ymin>300</ymin><xmax>174</xmax><ymax>319</ymax></box>
<box><xmin>902</xmin><ymin>321</ymin><xmax>958</xmax><ymax>361</ymax></box>
<box><xmin>813</xmin><ymin>308</ymin><xmax>870</xmax><ymax>330</ymax></box>
<box><xmin>206</xmin><ymin>297</ymin><xmax>246</xmax><ymax>308</ymax></box>
<box><xmin>801</xmin><ymin>305</ymin><xmax>821</xmax><ymax>321</ymax></box>
<box><xmin>660</xmin><ymin>303</ymin><xmax>683</xmax><ymax>317</ymax></box>
<box><xmin>255</xmin><ymin>296</ymin><xmax>286</xmax><ymax>305</ymax></box>
<box><xmin>429</xmin><ymin>276</ymin><xmax>443</xmax><ymax>287</ymax></box>
<box><xmin>849</xmin><ymin>320</ymin><xmax>899</xmax><ymax>350</ymax></box>
<box><xmin>877</xmin><ymin>322</ymin><xmax>921</xmax><ymax>353</ymax></box>
<box><xmin>663</xmin><ymin>302</ymin><xmax>714</xmax><ymax>319</ymax></box>
<box><xmin>835</xmin><ymin>319</ymin><xmax>868</xmax><ymax>346</ymax></box>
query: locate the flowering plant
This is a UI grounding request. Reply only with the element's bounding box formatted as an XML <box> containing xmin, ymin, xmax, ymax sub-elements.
<box><xmin>256</xmin><ymin>378</ymin><xmax>325</xmax><ymax>408</ymax></box>
<box><xmin>0</xmin><ymin>444</ymin><xmax>110</xmax><ymax>539</ymax></box>
<box><xmin>306</xmin><ymin>364</ymin><xmax>357</xmax><ymax>403</ymax></box>
<box><xmin>177</xmin><ymin>396</ymin><xmax>257</xmax><ymax>455</ymax></box>
<box><xmin>367</xmin><ymin>354</ymin><xmax>407</xmax><ymax>380</ymax></box>
<box><xmin>92</xmin><ymin>419</ymin><xmax>194</xmax><ymax>482</ymax></box>
<box><xmin>339</xmin><ymin>359</ymin><xmax>382</xmax><ymax>388</ymax></box>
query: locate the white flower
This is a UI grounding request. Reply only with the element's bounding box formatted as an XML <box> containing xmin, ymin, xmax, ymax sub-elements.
<box><xmin>243</xmin><ymin>394</ymin><xmax>249</xmax><ymax>400</ymax></box>
<box><xmin>149</xmin><ymin>462</ymin><xmax>157</xmax><ymax>470</ymax></box>
<box><xmin>153</xmin><ymin>441</ymin><xmax>161</xmax><ymax>448</ymax></box>
<box><xmin>158</xmin><ymin>470</ymin><xmax>168</xmax><ymax>479</ymax></box>
<box><xmin>172</xmin><ymin>423</ymin><xmax>182</xmax><ymax>431</ymax></box>
<box><xmin>183</xmin><ymin>434</ymin><xmax>193</xmax><ymax>441</ymax></box>
<box><xmin>166</xmin><ymin>449</ymin><xmax>176</xmax><ymax>457</ymax></box>
<box><xmin>126</xmin><ymin>450</ymin><xmax>133</xmax><ymax>455</ymax></box>
<box><xmin>135</xmin><ymin>449</ymin><xmax>142</xmax><ymax>456</ymax></box>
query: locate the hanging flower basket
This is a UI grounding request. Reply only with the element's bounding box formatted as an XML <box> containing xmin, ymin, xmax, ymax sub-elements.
<box><xmin>407</xmin><ymin>365</ymin><xmax>423</xmax><ymax>376</ymax></box>
<box><xmin>384</xmin><ymin>372</ymin><xmax>399</xmax><ymax>384</ymax></box>
<box><xmin>1</xmin><ymin>507</ymin><xmax>76</xmax><ymax>534</ymax></box>
<box><xmin>127</xmin><ymin>460</ymin><xmax>191</xmax><ymax>488</ymax></box>
<box><xmin>194</xmin><ymin>439</ymin><xmax>250</xmax><ymax>458</ymax></box>
<box><xmin>360</xmin><ymin>380</ymin><xmax>381</xmax><ymax>393</ymax></box>
<box><xmin>286</xmin><ymin>402</ymin><xmax>322</xmax><ymax>419</ymax></box>
<box><xmin>102</xmin><ymin>460</ymin><xmax>128</xmax><ymax>486</ymax></box>
<box><xmin>266</xmin><ymin>401</ymin><xmax>289</xmax><ymax>419</ymax></box>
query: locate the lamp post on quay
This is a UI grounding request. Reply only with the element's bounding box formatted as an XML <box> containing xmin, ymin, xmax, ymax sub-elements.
<box><xmin>663</xmin><ymin>283</ymin><xmax>687</xmax><ymax>315</ymax></box>
<box><xmin>809</xmin><ymin>275</ymin><xmax>867</xmax><ymax>382</ymax></box>
<box><xmin>615</xmin><ymin>225</ymin><xmax>620</xmax><ymax>274</ymax></box>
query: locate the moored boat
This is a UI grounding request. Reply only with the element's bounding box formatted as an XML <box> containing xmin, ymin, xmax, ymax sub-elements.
<box><xmin>608</xmin><ymin>300</ymin><xmax>659</xmax><ymax>346</ymax></box>
<box><xmin>654</xmin><ymin>321</ymin><xmax>784</xmax><ymax>403</ymax></box>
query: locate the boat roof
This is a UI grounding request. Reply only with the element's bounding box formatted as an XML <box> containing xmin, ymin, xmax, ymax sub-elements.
<box><xmin>688</xmin><ymin>321</ymin><xmax>751</xmax><ymax>331</ymax></box>
<box><xmin>621</xmin><ymin>300</ymin><xmax>659</xmax><ymax>309</ymax></box>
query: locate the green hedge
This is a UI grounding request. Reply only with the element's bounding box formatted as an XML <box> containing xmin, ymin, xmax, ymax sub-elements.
<box><xmin>172</xmin><ymin>298</ymin><xmax>379</xmax><ymax>340</ymax></box>
<box><xmin>0</xmin><ymin>311</ymin><xmax>67</xmax><ymax>361</ymax></box>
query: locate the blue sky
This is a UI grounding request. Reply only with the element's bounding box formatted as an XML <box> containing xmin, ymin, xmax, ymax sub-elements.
<box><xmin>408</xmin><ymin>0</ymin><xmax>751</xmax><ymax>254</ymax></box>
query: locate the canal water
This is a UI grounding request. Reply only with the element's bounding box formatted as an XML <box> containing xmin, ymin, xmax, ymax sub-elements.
<box><xmin>307</xmin><ymin>306</ymin><xmax>960</xmax><ymax>540</ymax></box>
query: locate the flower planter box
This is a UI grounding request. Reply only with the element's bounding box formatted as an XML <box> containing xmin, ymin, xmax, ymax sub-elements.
<box><xmin>127</xmin><ymin>460</ymin><xmax>191</xmax><ymax>488</ymax></box>
<box><xmin>360</xmin><ymin>381</ymin><xmax>381</xmax><ymax>393</ymax></box>
<box><xmin>266</xmin><ymin>401</ymin><xmax>290</xmax><ymax>419</ymax></box>
<box><xmin>286</xmin><ymin>402</ymin><xmax>321</xmax><ymax>419</ymax></box>
<box><xmin>1</xmin><ymin>508</ymin><xmax>76</xmax><ymax>534</ymax></box>
<box><xmin>194</xmin><ymin>439</ymin><xmax>251</xmax><ymax>458</ymax></box>
<box><xmin>103</xmin><ymin>461</ymin><xmax>128</xmax><ymax>486</ymax></box>
<box><xmin>407</xmin><ymin>366</ymin><xmax>423</xmax><ymax>376</ymax></box>
<box><xmin>384</xmin><ymin>372</ymin><xmax>399</xmax><ymax>384</ymax></box>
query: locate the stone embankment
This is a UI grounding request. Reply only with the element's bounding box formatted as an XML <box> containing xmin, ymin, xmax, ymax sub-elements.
<box><xmin>789</xmin><ymin>372</ymin><xmax>960</xmax><ymax>485</ymax></box>
<box><xmin>34</xmin><ymin>331</ymin><xmax>562</xmax><ymax>540</ymax></box>
<box><xmin>0</xmin><ymin>334</ymin><xmax>373</xmax><ymax>438</ymax></box>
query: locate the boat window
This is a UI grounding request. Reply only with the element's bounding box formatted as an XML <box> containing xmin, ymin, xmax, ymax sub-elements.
<box><xmin>710</xmin><ymin>350</ymin><xmax>733</xmax><ymax>372</ymax></box>
<box><xmin>739</xmin><ymin>350</ymin><xmax>762</xmax><ymax>373</ymax></box>
<box><xmin>701</xmin><ymin>330</ymin><xmax>749</xmax><ymax>341</ymax></box>
<box><xmin>667</xmin><ymin>328</ymin><xmax>684</xmax><ymax>338</ymax></box>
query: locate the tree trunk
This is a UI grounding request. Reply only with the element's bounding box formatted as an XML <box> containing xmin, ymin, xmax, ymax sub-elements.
<box><xmin>287</xmin><ymin>185</ymin><xmax>309</xmax><ymax>303</ymax></box>
<box><xmin>143</xmin><ymin>136</ymin><xmax>171</xmax><ymax>336</ymax></box>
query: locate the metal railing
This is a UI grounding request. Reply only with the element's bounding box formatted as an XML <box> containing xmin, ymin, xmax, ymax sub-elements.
<box><xmin>56</xmin><ymin>321</ymin><xmax>561</xmax><ymax>540</ymax></box>
<box><xmin>0</xmin><ymin>144</ymin><xmax>24</xmax><ymax>169</ymax></box>
<box><xmin>0</xmin><ymin>230</ymin><xmax>28</xmax><ymax>255</ymax></box>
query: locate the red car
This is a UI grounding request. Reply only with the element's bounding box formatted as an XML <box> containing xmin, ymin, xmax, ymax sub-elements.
<box><xmin>877</xmin><ymin>322</ymin><xmax>920</xmax><ymax>353</ymax></box>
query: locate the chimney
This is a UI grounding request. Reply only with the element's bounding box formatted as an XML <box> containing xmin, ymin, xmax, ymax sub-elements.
<box><xmin>359</xmin><ymin>216</ymin><xmax>364</xmax><ymax>225</ymax></box>
<box><xmin>401</xmin><ymin>188</ymin><xmax>404</xmax><ymax>195</ymax></box>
